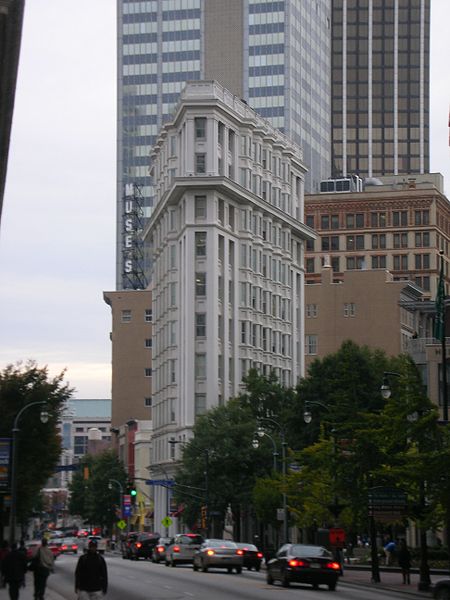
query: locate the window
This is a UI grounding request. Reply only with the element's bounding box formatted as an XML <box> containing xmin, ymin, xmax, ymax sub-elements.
<box><xmin>372</xmin><ymin>255</ymin><xmax>387</xmax><ymax>269</ymax></box>
<box><xmin>195</xmin><ymin>153</ymin><xmax>206</xmax><ymax>174</ymax></box>
<box><xmin>370</xmin><ymin>212</ymin><xmax>386</xmax><ymax>227</ymax></box>
<box><xmin>346</xmin><ymin>256</ymin><xmax>365</xmax><ymax>270</ymax></box>
<box><xmin>195</xmin><ymin>393</ymin><xmax>207</xmax><ymax>416</ymax></box>
<box><xmin>195</xmin><ymin>232</ymin><xmax>207</xmax><ymax>257</ymax></box>
<box><xmin>415</xmin><ymin>254</ymin><xmax>430</xmax><ymax>270</ymax></box>
<box><xmin>343</xmin><ymin>303</ymin><xmax>356</xmax><ymax>317</ymax></box>
<box><xmin>144</xmin><ymin>397</ymin><xmax>152</xmax><ymax>407</ymax></box>
<box><xmin>415</xmin><ymin>276</ymin><xmax>430</xmax><ymax>291</ymax></box>
<box><xmin>145</xmin><ymin>338</ymin><xmax>152</xmax><ymax>348</ymax></box>
<box><xmin>393</xmin><ymin>233</ymin><xmax>408</xmax><ymax>248</ymax></box>
<box><xmin>195</xmin><ymin>313</ymin><xmax>206</xmax><ymax>337</ymax></box>
<box><xmin>306</xmin><ymin>215</ymin><xmax>314</xmax><ymax>228</ymax></box>
<box><xmin>372</xmin><ymin>234</ymin><xmax>386</xmax><ymax>249</ymax></box>
<box><xmin>305</xmin><ymin>335</ymin><xmax>318</xmax><ymax>355</ymax></box>
<box><xmin>306</xmin><ymin>258</ymin><xmax>315</xmax><ymax>273</ymax></box>
<box><xmin>121</xmin><ymin>309</ymin><xmax>131</xmax><ymax>322</ymax></box>
<box><xmin>393</xmin><ymin>255</ymin><xmax>408</xmax><ymax>270</ymax></box>
<box><xmin>145</xmin><ymin>368</ymin><xmax>152</xmax><ymax>377</ymax></box>
<box><xmin>195</xmin><ymin>354</ymin><xmax>206</xmax><ymax>378</ymax></box>
<box><xmin>195</xmin><ymin>117</ymin><xmax>206</xmax><ymax>139</ymax></box>
<box><xmin>321</xmin><ymin>215</ymin><xmax>330</xmax><ymax>229</ymax></box>
<box><xmin>195</xmin><ymin>272</ymin><xmax>206</xmax><ymax>296</ymax></box>
<box><xmin>355</xmin><ymin>235</ymin><xmax>365</xmax><ymax>250</ymax></box>
<box><xmin>306</xmin><ymin>304</ymin><xmax>318</xmax><ymax>318</ymax></box>
<box><xmin>145</xmin><ymin>309</ymin><xmax>152</xmax><ymax>322</ymax></box>
<box><xmin>331</xmin><ymin>214</ymin><xmax>339</xmax><ymax>229</ymax></box>
<box><xmin>393</xmin><ymin>211</ymin><xmax>408</xmax><ymax>226</ymax></box>
<box><xmin>170</xmin><ymin>359</ymin><xmax>176</xmax><ymax>384</ymax></box>
<box><xmin>415</xmin><ymin>210</ymin><xmax>429</xmax><ymax>226</ymax></box>
<box><xmin>195</xmin><ymin>195</ymin><xmax>207</xmax><ymax>219</ymax></box>
<box><xmin>331</xmin><ymin>256</ymin><xmax>340</xmax><ymax>272</ymax></box>
<box><xmin>322</xmin><ymin>236</ymin><xmax>339</xmax><ymax>251</ymax></box>
<box><xmin>415</xmin><ymin>231</ymin><xmax>430</xmax><ymax>247</ymax></box>
<box><xmin>346</xmin><ymin>235</ymin><xmax>355</xmax><ymax>250</ymax></box>
<box><xmin>346</xmin><ymin>213</ymin><xmax>364</xmax><ymax>228</ymax></box>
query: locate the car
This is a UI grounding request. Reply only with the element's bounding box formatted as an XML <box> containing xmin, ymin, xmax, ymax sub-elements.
<box><xmin>80</xmin><ymin>535</ymin><xmax>107</xmax><ymax>554</ymax></box>
<box><xmin>192</xmin><ymin>539</ymin><xmax>243</xmax><ymax>574</ymax></box>
<box><xmin>129</xmin><ymin>532</ymin><xmax>161</xmax><ymax>560</ymax></box>
<box><xmin>235</xmin><ymin>543</ymin><xmax>263</xmax><ymax>571</ymax></box>
<box><xmin>432</xmin><ymin>578</ymin><xmax>450</xmax><ymax>599</ymax></box>
<box><xmin>266</xmin><ymin>543</ymin><xmax>341</xmax><ymax>591</ymax></box>
<box><xmin>165</xmin><ymin>533</ymin><xmax>204</xmax><ymax>567</ymax></box>
<box><xmin>26</xmin><ymin>540</ymin><xmax>61</xmax><ymax>560</ymax></box>
<box><xmin>47</xmin><ymin>539</ymin><xmax>62</xmax><ymax>558</ymax></box>
<box><xmin>59</xmin><ymin>537</ymin><xmax>79</xmax><ymax>554</ymax></box>
<box><xmin>152</xmin><ymin>537</ymin><xmax>172</xmax><ymax>563</ymax></box>
<box><xmin>121</xmin><ymin>532</ymin><xmax>139</xmax><ymax>559</ymax></box>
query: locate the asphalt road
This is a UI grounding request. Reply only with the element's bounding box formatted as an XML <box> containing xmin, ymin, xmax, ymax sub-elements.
<box><xmin>26</xmin><ymin>552</ymin><xmax>430</xmax><ymax>600</ymax></box>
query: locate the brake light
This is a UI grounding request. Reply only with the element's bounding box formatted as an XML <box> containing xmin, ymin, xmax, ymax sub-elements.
<box><xmin>72</xmin><ymin>545</ymin><xmax>77</xmax><ymax>550</ymax></box>
<box><xmin>206</xmin><ymin>549</ymin><xmax>215</xmax><ymax>556</ymax></box>
<box><xmin>157</xmin><ymin>546</ymin><xmax>164</xmax><ymax>553</ymax></box>
<box><xmin>61</xmin><ymin>545</ymin><xmax>67</xmax><ymax>550</ymax></box>
<box><xmin>136</xmin><ymin>542</ymin><xmax>142</xmax><ymax>548</ymax></box>
<box><xmin>236</xmin><ymin>549</ymin><xmax>244</xmax><ymax>555</ymax></box>
<box><xmin>257</xmin><ymin>552</ymin><xmax>263</xmax><ymax>559</ymax></box>
<box><xmin>289</xmin><ymin>559</ymin><xmax>307</xmax><ymax>567</ymax></box>
<box><xmin>173</xmin><ymin>545</ymin><xmax>180</xmax><ymax>553</ymax></box>
<box><xmin>326</xmin><ymin>562</ymin><xmax>341</xmax><ymax>570</ymax></box>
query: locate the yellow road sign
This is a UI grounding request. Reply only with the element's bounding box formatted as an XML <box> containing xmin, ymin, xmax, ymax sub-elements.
<box><xmin>117</xmin><ymin>519</ymin><xmax>127</xmax><ymax>530</ymax></box>
<box><xmin>161</xmin><ymin>516</ymin><xmax>173</xmax><ymax>528</ymax></box>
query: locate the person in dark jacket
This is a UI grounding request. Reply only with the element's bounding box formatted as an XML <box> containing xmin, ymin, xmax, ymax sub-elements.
<box><xmin>397</xmin><ymin>539</ymin><xmax>412</xmax><ymax>584</ymax></box>
<box><xmin>75</xmin><ymin>540</ymin><xmax>108</xmax><ymax>599</ymax></box>
<box><xmin>1</xmin><ymin>542</ymin><xmax>27</xmax><ymax>600</ymax></box>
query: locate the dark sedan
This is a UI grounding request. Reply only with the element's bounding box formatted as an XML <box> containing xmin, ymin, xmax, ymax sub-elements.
<box><xmin>235</xmin><ymin>543</ymin><xmax>263</xmax><ymax>571</ymax></box>
<box><xmin>266</xmin><ymin>543</ymin><xmax>340</xmax><ymax>590</ymax></box>
<box><xmin>432</xmin><ymin>579</ymin><xmax>450</xmax><ymax>599</ymax></box>
<box><xmin>130</xmin><ymin>532</ymin><xmax>161</xmax><ymax>560</ymax></box>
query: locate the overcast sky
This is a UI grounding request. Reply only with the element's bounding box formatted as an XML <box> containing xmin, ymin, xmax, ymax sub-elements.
<box><xmin>0</xmin><ymin>0</ymin><xmax>449</xmax><ymax>399</ymax></box>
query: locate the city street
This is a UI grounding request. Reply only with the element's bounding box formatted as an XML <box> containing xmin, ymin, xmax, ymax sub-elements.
<box><xmin>0</xmin><ymin>552</ymin><xmax>438</xmax><ymax>600</ymax></box>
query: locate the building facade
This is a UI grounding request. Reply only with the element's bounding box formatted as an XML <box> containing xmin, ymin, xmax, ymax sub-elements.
<box><xmin>103</xmin><ymin>289</ymin><xmax>153</xmax><ymax>427</ymax></box>
<box><xmin>304</xmin><ymin>174</ymin><xmax>449</xmax><ymax>298</ymax></box>
<box><xmin>144</xmin><ymin>81</ymin><xmax>314</xmax><ymax>529</ymax></box>
<box><xmin>331</xmin><ymin>0</ymin><xmax>430</xmax><ymax>178</ymax></box>
<box><xmin>116</xmin><ymin>0</ymin><xmax>331</xmax><ymax>288</ymax></box>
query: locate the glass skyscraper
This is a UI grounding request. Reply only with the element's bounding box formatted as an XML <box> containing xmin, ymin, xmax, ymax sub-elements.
<box><xmin>117</xmin><ymin>0</ymin><xmax>331</xmax><ymax>289</ymax></box>
<box><xmin>331</xmin><ymin>0</ymin><xmax>430</xmax><ymax>179</ymax></box>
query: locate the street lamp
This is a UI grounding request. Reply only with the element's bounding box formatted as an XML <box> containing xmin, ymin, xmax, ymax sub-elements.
<box><xmin>9</xmin><ymin>401</ymin><xmax>49</xmax><ymax>544</ymax></box>
<box><xmin>252</xmin><ymin>429</ymin><xmax>279</xmax><ymax>472</ymax></box>
<box><xmin>257</xmin><ymin>417</ymin><xmax>288</xmax><ymax>544</ymax></box>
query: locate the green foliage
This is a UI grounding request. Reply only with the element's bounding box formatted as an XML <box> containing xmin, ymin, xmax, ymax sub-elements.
<box><xmin>252</xmin><ymin>476</ymin><xmax>282</xmax><ymax>528</ymax></box>
<box><xmin>0</xmin><ymin>361</ymin><xmax>73</xmax><ymax>523</ymax></box>
<box><xmin>68</xmin><ymin>450</ymin><xmax>128</xmax><ymax>533</ymax></box>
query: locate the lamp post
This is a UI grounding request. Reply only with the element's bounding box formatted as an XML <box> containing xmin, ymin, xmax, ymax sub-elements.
<box><xmin>9</xmin><ymin>401</ymin><xmax>49</xmax><ymax>544</ymax></box>
<box><xmin>257</xmin><ymin>417</ymin><xmax>288</xmax><ymax>544</ymax></box>
<box><xmin>108</xmin><ymin>479</ymin><xmax>124</xmax><ymax>516</ymax></box>
<box><xmin>253</xmin><ymin>429</ymin><xmax>279</xmax><ymax>472</ymax></box>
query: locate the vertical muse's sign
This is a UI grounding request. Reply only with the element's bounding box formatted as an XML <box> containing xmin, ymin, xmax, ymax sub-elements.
<box><xmin>123</xmin><ymin>183</ymin><xmax>136</xmax><ymax>275</ymax></box>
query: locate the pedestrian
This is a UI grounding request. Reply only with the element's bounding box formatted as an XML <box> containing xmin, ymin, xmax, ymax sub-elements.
<box><xmin>0</xmin><ymin>540</ymin><xmax>10</xmax><ymax>588</ymax></box>
<box><xmin>75</xmin><ymin>539</ymin><xmax>108</xmax><ymax>599</ymax></box>
<box><xmin>1</xmin><ymin>542</ymin><xmax>27</xmax><ymax>600</ymax></box>
<box><xmin>383</xmin><ymin>539</ymin><xmax>396</xmax><ymax>566</ymax></box>
<box><xmin>31</xmin><ymin>538</ymin><xmax>54</xmax><ymax>600</ymax></box>
<box><xmin>397</xmin><ymin>539</ymin><xmax>411</xmax><ymax>584</ymax></box>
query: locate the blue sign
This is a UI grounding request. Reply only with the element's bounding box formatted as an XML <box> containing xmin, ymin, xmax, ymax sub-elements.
<box><xmin>145</xmin><ymin>479</ymin><xmax>174</xmax><ymax>487</ymax></box>
<box><xmin>0</xmin><ymin>438</ymin><xmax>11</xmax><ymax>490</ymax></box>
<box><xmin>123</xmin><ymin>504</ymin><xmax>131</xmax><ymax>517</ymax></box>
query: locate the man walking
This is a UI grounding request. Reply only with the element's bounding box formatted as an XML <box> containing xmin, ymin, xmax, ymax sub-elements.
<box><xmin>75</xmin><ymin>540</ymin><xmax>108</xmax><ymax>599</ymax></box>
<box><xmin>32</xmin><ymin>538</ymin><xmax>54</xmax><ymax>600</ymax></box>
<box><xmin>1</xmin><ymin>542</ymin><xmax>27</xmax><ymax>600</ymax></box>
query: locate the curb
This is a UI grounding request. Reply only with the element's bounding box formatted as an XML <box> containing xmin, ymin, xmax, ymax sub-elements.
<box><xmin>339</xmin><ymin>579</ymin><xmax>433</xmax><ymax>598</ymax></box>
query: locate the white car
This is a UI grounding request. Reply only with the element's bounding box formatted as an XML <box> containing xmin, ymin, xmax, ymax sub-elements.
<box><xmin>165</xmin><ymin>534</ymin><xmax>204</xmax><ymax>567</ymax></box>
<box><xmin>81</xmin><ymin>535</ymin><xmax>107</xmax><ymax>554</ymax></box>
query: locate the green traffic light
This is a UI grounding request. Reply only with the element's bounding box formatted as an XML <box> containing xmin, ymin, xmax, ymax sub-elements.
<box><xmin>130</xmin><ymin>488</ymin><xmax>137</xmax><ymax>496</ymax></box>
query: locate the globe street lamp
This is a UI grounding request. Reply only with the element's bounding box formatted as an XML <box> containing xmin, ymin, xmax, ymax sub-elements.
<box><xmin>253</xmin><ymin>429</ymin><xmax>279</xmax><ymax>472</ymax></box>
<box><xmin>257</xmin><ymin>417</ymin><xmax>288</xmax><ymax>544</ymax></box>
<box><xmin>9</xmin><ymin>401</ymin><xmax>49</xmax><ymax>544</ymax></box>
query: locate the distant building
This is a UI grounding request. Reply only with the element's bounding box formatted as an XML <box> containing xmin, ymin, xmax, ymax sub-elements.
<box><xmin>331</xmin><ymin>0</ymin><xmax>430</xmax><ymax>179</ymax></box>
<box><xmin>304</xmin><ymin>264</ymin><xmax>429</xmax><ymax>370</ymax></box>
<box><xmin>305</xmin><ymin>174</ymin><xmax>449</xmax><ymax>298</ymax></box>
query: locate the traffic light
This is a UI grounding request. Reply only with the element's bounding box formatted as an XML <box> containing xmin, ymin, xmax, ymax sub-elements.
<box><xmin>200</xmin><ymin>505</ymin><xmax>207</xmax><ymax>529</ymax></box>
<box><xmin>128</xmin><ymin>482</ymin><xmax>137</xmax><ymax>505</ymax></box>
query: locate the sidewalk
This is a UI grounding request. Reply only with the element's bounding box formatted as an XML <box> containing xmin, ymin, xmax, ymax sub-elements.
<box><xmin>0</xmin><ymin>573</ymin><xmax>66</xmax><ymax>600</ymax></box>
<box><xmin>341</xmin><ymin>566</ymin><xmax>441</xmax><ymax>597</ymax></box>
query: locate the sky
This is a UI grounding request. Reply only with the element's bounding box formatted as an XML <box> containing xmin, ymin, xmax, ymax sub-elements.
<box><xmin>0</xmin><ymin>1</ymin><xmax>449</xmax><ymax>399</ymax></box>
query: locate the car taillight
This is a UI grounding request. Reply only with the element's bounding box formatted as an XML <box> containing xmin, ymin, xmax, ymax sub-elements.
<box><xmin>157</xmin><ymin>546</ymin><xmax>164</xmax><ymax>553</ymax></box>
<box><xmin>62</xmin><ymin>545</ymin><xmax>67</xmax><ymax>550</ymax></box>
<box><xmin>136</xmin><ymin>542</ymin><xmax>142</xmax><ymax>548</ymax></box>
<box><xmin>72</xmin><ymin>545</ymin><xmax>77</xmax><ymax>550</ymax></box>
<box><xmin>257</xmin><ymin>552</ymin><xmax>263</xmax><ymax>559</ymax></box>
<box><xmin>173</xmin><ymin>545</ymin><xmax>180</xmax><ymax>553</ymax></box>
<box><xmin>206</xmin><ymin>549</ymin><xmax>215</xmax><ymax>556</ymax></box>
<box><xmin>236</xmin><ymin>549</ymin><xmax>244</xmax><ymax>555</ymax></box>
<box><xmin>326</xmin><ymin>561</ymin><xmax>341</xmax><ymax>570</ymax></box>
<box><xmin>289</xmin><ymin>559</ymin><xmax>307</xmax><ymax>567</ymax></box>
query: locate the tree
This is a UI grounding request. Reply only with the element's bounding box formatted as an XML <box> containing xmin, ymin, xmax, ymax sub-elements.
<box><xmin>0</xmin><ymin>361</ymin><xmax>72</xmax><ymax>534</ymax></box>
<box><xmin>68</xmin><ymin>450</ymin><xmax>128</xmax><ymax>534</ymax></box>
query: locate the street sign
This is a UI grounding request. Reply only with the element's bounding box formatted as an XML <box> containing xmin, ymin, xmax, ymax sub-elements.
<box><xmin>161</xmin><ymin>516</ymin><xmax>173</xmax><ymax>528</ymax></box>
<box><xmin>276</xmin><ymin>508</ymin><xmax>285</xmax><ymax>521</ymax></box>
<box><xmin>329</xmin><ymin>528</ymin><xmax>346</xmax><ymax>547</ymax></box>
<box><xmin>117</xmin><ymin>520</ymin><xmax>126</xmax><ymax>530</ymax></box>
<box><xmin>123</xmin><ymin>505</ymin><xmax>131</xmax><ymax>517</ymax></box>
<box><xmin>368</xmin><ymin>486</ymin><xmax>407</xmax><ymax>521</ymax></box>
<box><xmin>0</xmin><ymin>438</ymin><xmax>11</xmax><ymax>490</ymax></box>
